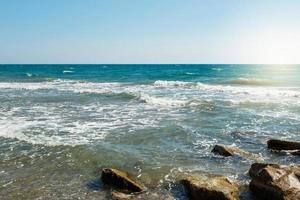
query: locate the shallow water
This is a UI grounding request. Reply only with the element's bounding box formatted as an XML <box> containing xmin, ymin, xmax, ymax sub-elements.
<box><xmin>0</xmin><ymin>65</ymin><xmax>299</xmax><ymax>199</ymax></box>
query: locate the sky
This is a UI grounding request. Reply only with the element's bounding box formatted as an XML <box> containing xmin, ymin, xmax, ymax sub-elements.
<box><xmin>0</xmin><ymin>0</ymin><xmax>300</xmax><ymax>64</ymax></box>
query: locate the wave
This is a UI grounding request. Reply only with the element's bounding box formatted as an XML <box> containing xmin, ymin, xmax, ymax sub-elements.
<box><xmin>25</xmin><ymin>73</ymin><xmax>40</xmax><ymax>78</ymax></box>
<box><xmin>63</xmin><ymin>70</ymin><xmax>74</xmax><ymax>73</ymax></box>
<box><xmin>153</xmin><ymin>80</ymin><xmax>206</xmax><ymax>88</ymax></box>
<box><xmin>0</xmin><ymin>79</ymin><xmax>122</xmax><ymax>92</ymax></box>
<box><xmin>1</xmin><ymin>79</ymin><xmax>300</xmax><ymax>147</ymax></box>
<box><xmin>153</xmin><ymin>80</ymin><xmax>300</xmax><ymax>106</ymax></box>
<box><xmin>154</xmin><ymin>80</ymin><xmax>190</xmax><ymax>88</ymax></box>
<box><xmin>0</xmin><ymin>101</ymin><xmax>161</xmax><ymax>146</ymax></box>
<box><xmin>0</xmin><ymin>79</ymin><xmax>299</xmax><ymax>107</ymax></box>
<box><xmin>0</xmin><ymin>119</ymin><xmax>107</xmax><ymax>146</ymax></box>
<box><xmin>225</xmin><ymin>78</ymin><xmax>275</xmax><ymax>86</ymax></box>
<box><xmin>139</xmin><ymin>93</ymin><xmax>187</xmax><ymax>107</ymax></box>
<box><xmin>212</xmin><ymin>68</ymin><xmax>223</xmax><ymax>71</ymax></box>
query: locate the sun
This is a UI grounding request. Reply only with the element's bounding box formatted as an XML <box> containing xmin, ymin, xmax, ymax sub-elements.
<box><xmin>254</xmin><ymin>30</ymin><xmax>300</xmax><ymax>64</ymax></box>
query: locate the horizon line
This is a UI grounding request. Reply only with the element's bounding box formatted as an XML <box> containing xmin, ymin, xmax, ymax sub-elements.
<box><xmin>0</xmin><ymin>63</ymin><xmax>299</xmax><ymax>65</ymax></box>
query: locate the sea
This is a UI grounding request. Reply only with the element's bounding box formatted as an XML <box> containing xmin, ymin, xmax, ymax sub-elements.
<box><xmin>0</xmin><ymin>64</ymin><xmax>299</xmax><ymax>199</ymax></box>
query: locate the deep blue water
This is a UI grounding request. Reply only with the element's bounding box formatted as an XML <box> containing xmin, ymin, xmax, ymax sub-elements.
<box><xmin>1</xmin><ymin>64</ymin><xmax>300</xmax><ymax>86</ymax></box>
<box><xmin>0</xmin><ymin>64</ymin><xmax>299</xmax><ymax>199</ymax></box>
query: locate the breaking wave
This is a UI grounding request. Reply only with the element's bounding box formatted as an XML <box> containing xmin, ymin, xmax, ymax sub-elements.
<box><xmin>0</xmin><ymin>79</ymin><xmax>299</xmax><ymax>107</ymax></box>
<box><xmin>0</xmin><ymin>79</ymin><xmax>300</xmax><ymax>147</ymax></box>
<box><xmin>225</xmin><ymin>78</ymin><xmax>276</xmax><ymax>86</ymax></box>
<box><xmin>63</xmin><ymin>70</ymin><xmax>74</xmax><ymax>73</ymax></box>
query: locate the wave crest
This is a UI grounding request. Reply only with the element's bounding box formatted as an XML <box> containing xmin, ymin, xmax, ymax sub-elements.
<box><xmin>0</xmin><ymin>79</ymin><xmax>299</xmax><ymax>107</ymax></box>
<box><xmin>226</xmin><ymin>78</ymin><xmax>275</xmax><ymax>86</ymax></box>
<box><xmin>153</xmin><ymin>80</ymin><xmax>206</xmax><ymax>88</ymax></box>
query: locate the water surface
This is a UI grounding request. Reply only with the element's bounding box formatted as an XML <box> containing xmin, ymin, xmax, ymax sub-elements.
<box><xmin>0</xmin><ymin>64</ymin><xmax>299</xmax><ymax>199</ymax></box>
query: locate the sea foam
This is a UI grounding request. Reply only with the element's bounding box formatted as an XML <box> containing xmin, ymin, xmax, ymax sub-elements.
<box><xmin>0</xmin><ymin>80</ymin><xmax>299</xmax><ymax>106</ymax></box>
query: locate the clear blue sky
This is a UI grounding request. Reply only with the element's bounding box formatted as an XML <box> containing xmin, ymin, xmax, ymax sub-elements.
<box><xmin>0</xmin><ymin>0</ymin><xmax>300</xmax><ymax>64</ymax></box>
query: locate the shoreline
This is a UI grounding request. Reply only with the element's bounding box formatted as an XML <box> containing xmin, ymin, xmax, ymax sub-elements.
<box><xmin>90</xmin><ymin>139</ymin><xmax>300</xmax><ymax>200</ymax></box>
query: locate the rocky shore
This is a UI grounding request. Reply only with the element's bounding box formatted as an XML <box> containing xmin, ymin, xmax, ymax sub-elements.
<box><xmin>95</xmin><ymin>138</ymin><xmax>300</xmax><ymax>200</ymax></box>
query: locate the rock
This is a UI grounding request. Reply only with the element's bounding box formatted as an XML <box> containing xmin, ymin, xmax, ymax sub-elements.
<box><xmin>212</xmin><ymin>145</ymin><xmax>235</xmax><ymax>156</ymax></box>
<box><xmin>267</xmin><ymin>139</ymin><xmax>300</xmax><ymax>151</ymax></box>
<box><xmin>181</xmin><ymin>174</ymin><xmax>239</xmax><ymax>200</ymax></box>
<box><xmin>291</xmin><ymin>150</ymin><xmax>300</xmax><ymax>156</ymax></box>
<box><xmin>101</xmin><ymin>168</ymin><xmax>144</xmax><ymax>193</ymax></box>
<box><xmin>111</xmin><ymin>190</ymin><xmax>175</xmax><ymax>200</ymax></box>
<box><xmin>249</xmin><ymin>163</ymin><xmax>300</xmax><ymax>200</ymax></box>
<box><xmin>211</xmin><ymin>144</ymin><xmax>262</xmax><ymax>161</ymax></box>
<box><xmin>111</xmin><ymin>191</ymin><xmax>134</xmax><ymax>200</ymax></box>
<box><xmin>231</xmin><ymin>130</ymin><xmax>256</xmax><ymax>138</ymax></box>
<box><xmin>230</xmin><ymin>131</ymin><xmax>260</xmax><ymax>145</ymax></box>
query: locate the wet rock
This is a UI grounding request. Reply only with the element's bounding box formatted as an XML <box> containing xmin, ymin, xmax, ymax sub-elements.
<box><xmin>101</xmin><ymin>168</ymin><xmax>144</xmax><ymax>193</ymax></box>
<box><xmin>111</xmin><ymin>190</ymin><xmax>175</xmax><ymax>200</ymax></box>
<box><xmin>181</xmin><ymin>174</ymin><xmax>239</xmax><ymax>200</ymax></box>
<box><xmin>211</xmin><ymin>144</ymin><xmax>262</xmax><ymax>161</ymax></box>
<box><xmin>111</xmin><ymin>191</ymin><xmax>134</xmax><ymax>200</ymax></box>
<box><xmin>212</xmin><ymin>145</ymin><xmax>235</xmax><ymax>156</ymax></box>
<box><xmin>291</xmin><ymin>150</ymin><xmax>300</xmax><ymax>156</ymax></box>
<box><xmin>267</xmin><ymin>139</ymin><xmax>300</xmax><ymax>151</ymax></box>
<box><xmin>231</xmin><ymin>130</ymin><xmax>256</xmax><ymax>138</ymax></box>
<box><xmin>249</xmin><ymin>163</ymin><xmax>300</xmax><ymax>200</ymax></box>
<box><xmin>230</xmin><ymin>131</ymin><xmax>260</xmax><ymax>145</ymax></box>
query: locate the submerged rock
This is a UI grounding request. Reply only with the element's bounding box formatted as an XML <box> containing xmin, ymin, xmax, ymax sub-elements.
<box><xmin>249</xmin><ymin>163</ymin><xmax>300</xmax><ymax>200</ymax></box>
<box><xmin>101</xmin><ymin>168</ymin><xmax>144</xmax><ymax>193</ymax></box>
<box><xmin>267</xmin><ymin>139</ymin><xmax>300</xmax><ymax>151</ymax></box>
<box><xmin>111</xmin><ymin>190</ymin><xmax>175</xmax><ymax>200</ymax></box>
<box><xmin>211</xmin><ymin>144</ymin><xmax>262</xmax><ymax>161</ymax></box>
<box><xmin>231</xmin><ymin>130</ymin><xmax>256</xmax><ymax>139</ymax></box>
<box><xmin>181</xmin><ymin>174</ymin><xmax>239</xmax><ymax>200</ymax></box>
<box><xmin>212</xmin><ymin>145</ymin><xmax>235</xmax><ymax>156</ymax></box>
<box><xmin>111</xmin><ymin>191</ymin><xmax>134</xmax><ymax>200</ymax></box>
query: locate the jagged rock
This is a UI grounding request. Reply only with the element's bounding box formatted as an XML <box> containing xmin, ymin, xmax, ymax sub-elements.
<box><xmin>101</xmin><ymin>168</ymin><xmax>144</xmax><ymax>193</ymax></box>
<box><xmin>267</xmin><ymin>139</ymin><xmax>300</xmax><ymax>151</ymax></box>
<box><xmin>211</xmin><ymin>144</ymin><xmax>262</xmax><ymax>161</ymax></box>
<box><xmin>181</xmin><ymin>174</ymin><xmax>239</xmax><ymax>200</ymax></box>
<box><xmin>249</xmin><ymin>163</ymin><xmax>300</xmax><ymax>200</ymax></box>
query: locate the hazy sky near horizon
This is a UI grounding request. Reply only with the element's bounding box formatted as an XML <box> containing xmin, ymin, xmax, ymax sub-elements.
<box><xmin>1</xmin><ymin>0</ymin><xmax>300</xmax><ymax>64</ymax></box>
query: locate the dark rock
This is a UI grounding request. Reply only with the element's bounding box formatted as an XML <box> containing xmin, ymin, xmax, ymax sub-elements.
<box><xmin>212</xmin><ymin>144</ymin><xmax>263</xmax><ymax>161</ymax></box>
<box><xmin>249</xmin><ymin>163</ymin><xmax>300</xmax><ymax>200</ymax></box>
<box><xmin>101</xmin><ymin>168</ymin><xmax>144</xmax><ymax>193</ymax></box>
<box><xmin>181</xmin><ymin>174</ymin><xmax>239</xmax><ymax>200</ymax></box>
<box><xmin>212</xmin><ymin>145</ymin><xmax>235</xmax><ymax>157</ymax></box>
<box><xmin>267</xmin><ymin>139</ymin><xmax>300</xmax><ymax>151</ymax></box>
<box><xmin>291</xmin><ymin>150</ymin><xmax>300</xmax><ymax>156</ymax></box>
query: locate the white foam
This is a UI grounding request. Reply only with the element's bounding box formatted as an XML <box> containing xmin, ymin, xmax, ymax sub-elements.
<box><xmin>1</xmin><ymin>79</ymin><xmax>300</xmax><ymax>107</ymax></box>
<box><xmin>0</xmin><ymin>102</ymin><xmax>161</xmax><ymax>146</ymax></box>
<box><xmin>186</xmin><ymin>72</ymin><xmax>196</xmax><ymax>75</ymax></box>
<box><xmin>226</xmin><ymin>78</ymin><xmax>275</xmax><ymax>86</ymax></box>
<box><xmin>1</xmin><ymin>78</ymin><xmax>300</xmax><ymax>147</ymax></box>
<box><xmin>1</xmin><ymin>79</ymin><xmax>300</xmax><ymax>105</ymax></box>
<box><xmin>212</xmin><ymin>68</ymin><xmax>223</xmax><ymax>71</ymax></box>
<box><xmin>63</xmin><ymin>70</ymin><xmax>74</xmax><ymax>73</ymax></box>
<box><xmin>139</xmin><ymin>93</ymin><xmax>187</xmax><ymax>107</ymax></box>
<box><xmin>154</xmin><ymin>80</ymin><xmax>194</xmax><ymax>88</ymax></box>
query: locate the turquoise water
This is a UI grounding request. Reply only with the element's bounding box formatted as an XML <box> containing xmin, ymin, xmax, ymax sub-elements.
<box><xmin>0</xmin><ymin>64</ymin><xmax>299</xmax><ymax>199</ymax></box>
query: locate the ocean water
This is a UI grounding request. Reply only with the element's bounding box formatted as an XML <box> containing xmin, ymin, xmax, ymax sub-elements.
<box><xmin>0</xmin><ymin>64</ymin><xmax>299</xmax><ymax>199</ymax></box>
